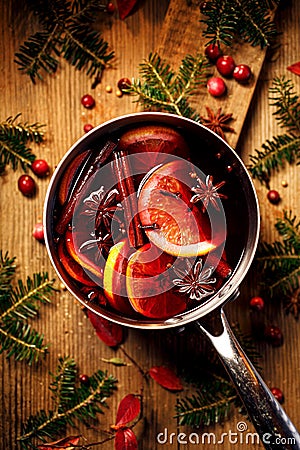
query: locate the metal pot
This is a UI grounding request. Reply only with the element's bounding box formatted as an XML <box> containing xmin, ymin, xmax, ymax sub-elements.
<box><xmin>44</xmin><ymin>112</ymin><xmax>300</xmax><ymax>450</ymax></box>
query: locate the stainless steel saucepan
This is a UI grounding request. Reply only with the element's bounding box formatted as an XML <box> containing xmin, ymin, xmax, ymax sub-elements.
<box><xmin>44</xmin><ymin>112</ymin><xmax>300</xmax><ymax>450</ymax></box>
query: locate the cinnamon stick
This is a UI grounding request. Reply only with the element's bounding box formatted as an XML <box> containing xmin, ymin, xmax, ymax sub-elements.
<box><xmin>55</xmin><ymin>140</ymin><xmax>117</xmax><ymax>235</ymax></box>
<box><xmin>113</xmin><ymin>150</ymin><xmax>145</xmax><ymax>249</ymax></box>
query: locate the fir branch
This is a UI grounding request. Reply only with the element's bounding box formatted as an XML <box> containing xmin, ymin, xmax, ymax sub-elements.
<box><xmin>0</xmin><ymin>260</ymin><xmax>56</xmax><ymax>364</ymax></box>
<box><xmin>175</xmin><ymin>375</ymin><xmax>238</xmax><ymax>427</ymax></box>
<box><xmin>0</xmin><ymin>114</ymin><xmax>45</xmax><ymax>144</ymax></box>
<box><xmin>128</xmin><ymin>52</ymin><xmax>208</xmax><ymax>121</ymax></box>
<box><xmin>14</xmin><ymin>0</ymin><xmax>114</xmax><ymax>84</ymax></box>
<box><xmin>256</xmin><ymin>211</ymin><xmax>300</xmax><ymax>302</ymax></box>
<box><xmin>18</xmin><ymin>356</ymin><xmax>117</xmax><ymax>448</ymax></box>
<box><xmin>269</xmin><ymin>77</ymin><xmax>300</xmax><ymax>133</ymax></box>
<box><xmin>248</xmin><ymin>133</ymin><xmax>300</xmax><ymax>184</ymax></box>
<box><xmin>0</xmin><ymin>251</ymin><xmax>16</xmax><ymax>298</ymax></box>
<box><xmin>0</xmin><ymin>114</ymin><xmax>45</xmax><ymax>174</ymax></box>
<box><xmin>201</xmin><ymin>0</ymin><xmax>279</xmax><ymax>49</ymax></box>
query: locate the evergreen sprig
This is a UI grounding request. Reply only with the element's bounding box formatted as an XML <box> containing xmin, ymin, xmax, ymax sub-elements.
<box><xmin>0</xmin><ymin>114</ymin><xmax>45</xmax><ymax>174</ymax></box>
<box><xmin>175</xmin><ymin>374</ymin><xmax>237</xmax><ymax>427</ymax></box>
<box><xmin>248</xmin><ymin>77</ymin><xmax>300</xmax><ymax>184</ymax></box>
<box><xmin>14</xmin><ymin>0</ymin><xmax>114</xmax><ymax>84</ymax></box>
<box><xmin>256</xmin><ymin>210</ymin><xmax>300</xmax><ymax>315</ymax></box>
<box><xmin>18</xmin><ymin>356</ymin><xmax>117</xmax><ymax>449</ymax></box>
<box><xmin>176</xmin><ymin>324</ymin><xmax>260</xmax><ymax>427</ymax></box>
<box><xmin>127</xmin><ymin>52</ymin><xmax>209</xmax><ymax>121</ymax></box>
<box><xmin>201</xmin><ymin>0</ymin><xmax>279</xmax><ymax>49</ymax></box>
<box><xmin>0</xmin><ymin>252</ymin><xmax>56</xmax><ymax>364</ymax></box>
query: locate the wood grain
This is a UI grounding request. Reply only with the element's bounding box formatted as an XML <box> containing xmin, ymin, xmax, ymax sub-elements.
<box><xmin>0</xmin><ymin>0</ymin><xmax>299</xmax><ymax>449</ymax></box>
<box><xmin>157</xmin><ymin>0</ymin><xmax>267</xmax><ymax>149</ymax></box>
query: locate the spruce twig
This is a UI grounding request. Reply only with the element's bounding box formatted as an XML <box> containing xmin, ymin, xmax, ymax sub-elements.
<box><xmin>0</xmin><ymin>252</ymin><xmax>56</xmax><ymax>364</ymax></box>
<box><xmin>127</xmin><ymin>52</ymin><xmax>209</xmax><ymax>121</ymax></box>
<box><xmin>248</xmin><ymin>77</ymin><xmax>300</xmax><ymax>185</ymax></box>
<box><xmin>0</xmin><ymin>114</ymin><xmax>45</xmax><ymax>174</ymax></box>
<box><xmin>18</xmin><ymin>356</ymin><xmax>117</xmax><ymax>449</ymax></box>
<box><xmin>14</xmin><ymin>0</ymin><xmax>114</xmax><ymax>84</ymax></box>
<box><xmin>200</xmin><ymin>0</ymin><xmax>280</xmax><ymax>49</ymax></box>
<box><xmin>256</xmin><ymin>211</ymin><xmax>300</xmax><ymax>316</ymax></box>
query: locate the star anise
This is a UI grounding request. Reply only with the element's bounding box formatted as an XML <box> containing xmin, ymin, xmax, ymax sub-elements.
<box><xmin>190</xmin><ymin>174</ymin><xmax>227</xmax><ymax>212</ymax></box>
<box><xmin>82</xmin><ymin>187</ymin><xmax>121</xmax><ymax>234</ymax></box>
<box><xmin>173</xmin><ymin>259</ymin><xmax>216</xmax><ymax>301</ymax></box>
<box><xmin>200</xmin><ymin>107</ymin><xmax>234</xmax><ymax>141</ymax></box>
<box><xmin>79</xmin><ymin>231</ymin><xmax>112</xmax><ymax>261</ymax></box>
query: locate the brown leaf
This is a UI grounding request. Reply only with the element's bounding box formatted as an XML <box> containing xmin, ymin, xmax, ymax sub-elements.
<box><xmin>87</xmin><ymin>310</ymin><xmax>123</xmax><ymax>347</ymax></box>
<box><xmin>111</xmin><ymin>394</ymin><xmax>141</xmax><ymax>430</ymax></box>
<box><xmin>149</xmin><ymin>366</ymin><xmax>183</xmax><ymax>391</ymax></box>
<box><xmin>37</xmin><ymin>435</ymin><xmax>81</xmax><ymax>449</ymax></box>
<box><xmin>116</xmin><ymin>0</ymin><xmax>139</xmax><ymax>19</ymax></box>
<box><xmin>115</xmin><ymin>428</ymin><xmax>138</xmax><ymax>450</ymax></box>
<box><xmin>287</xmin><ymin>62</ymin><xmax>300</xmax><ymax>76</ymax></box>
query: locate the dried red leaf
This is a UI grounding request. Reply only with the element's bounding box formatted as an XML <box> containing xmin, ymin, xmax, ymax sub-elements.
<box><xmin>116</xmin><ymin>0</ymin><xmax>138</xmax><ymax>19</ymax></box>
<box><xmin>287</xmin><ymin>62</ymin><xmax>300</xmax><ymax>76</ymax></box>
<box><xmin>111</xmin><ymin>394</ymin><xmax>140</xmax><ymax>430</ymax></box>
<box><xmin>87</xmin><ymin>310</ymin><xmax>123</xmax><ymax>347</ymax></box>
<box><xmin>37</xmin><ymin>435</ymin><xmax>81</xmax><ymax>449</ymax></box>
<box><xmin>115</xmin><ymin>428</ymin><xmax>138</xmax><ymax>450</ymax></box>
<box><xmin>149</xmin><ymin>366</ymin><xmax>183</xmax><ymax>391</ymax></box>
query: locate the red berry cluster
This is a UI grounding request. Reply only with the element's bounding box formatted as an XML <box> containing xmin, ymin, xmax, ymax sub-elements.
<box><xmin>205</xmin><ymin>44</ymin><xmax>252</xmax><ymax>97</ymax></box>
<box><xmin>18</xmin><ymin>159</ymin><xmax>50</xmax><ymax>197</ymax></box>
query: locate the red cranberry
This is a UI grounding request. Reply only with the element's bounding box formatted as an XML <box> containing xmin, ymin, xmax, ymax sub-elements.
<box><xmin>216</xmin><ymin>55</ymin><xmax>235</xmax><ymax>77</ymax></box>
<box><xmin>250</xmin><ymin>296</ymin><xmax>265</xmax><ymax>311</ymax></box>
<box><xmin>106</xmin><ymin>2</ymin><xmax>115</xmax><ymax>13</ymax></box>
<box><xmin>207</xmin><ymin>77</ymin><xmax>226</xmax><ymax>97</ymax></box>
<box><xmin>267</xmin><ymin>189</ymin><xmax>280</xmax><ymax>204</ymax></box>
<box><xmin>83</xmin><ymin>123</ymin><xmax>94</xmax><ymax>133</ymax></box>
<box><xmin>270</xmin><ymin>387</ymin><xmax>284</xmax><ymax>404</ymax></box>
<box><xmin>233</xmin><ymin>64</ymin><xmax>252</xmax><ymax>82</ymax></box>
<box><xmin>79</xmin><ymin>374</ymin><xmax>90</xmax><ymax>385</ymax></box>
<box><xmin>33</xmin><ymin>223</ymin><xmax>44</xmax><ymax>242</ymax></box>
<box><xmin>31</xmin><ymin>159</ymin><xmax>50</xmax><ymax>177</ymax></box>
<box><xmin>18</xmin><ymin>174</ymin><xmax>36</xmax><ymax>196</ymax></box>
<box><xmin>81</xmin><ymin>94</ymin><xmax>95</xmax><ymax>109</ymax></box>
<box><xmin>264</xmin><ymin>325</ymin><xmax>283</xmax><ymax>347</ymax></box>
<box><xmin>205</xmin><ymin>44</ymin><xmax>222</xmax><ymax>62</ymax></box>
<box><xmin>117</xmin><ymin>77</ymin><xmax>131</xmax><ymax>92</ymax></box>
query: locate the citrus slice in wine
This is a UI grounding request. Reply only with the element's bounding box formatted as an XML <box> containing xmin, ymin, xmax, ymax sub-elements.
<box><xmin>103</xmin><ymin>240</ymin><xmax>135</xmax><ymax>315</ymax></box>
<box><xmin>118</xmin><ymin>124</ymin><xmax>190</xmax><ymax>174</ymax></box>
<box><xmin>126</xmin><ymin>243</ymin><xmax>187</xmax><ymax>319</ymax></box>
<box><xmin>138</xmin><ymin>160</ymin><xmax>216</xmax><ymax>257</ymax></box>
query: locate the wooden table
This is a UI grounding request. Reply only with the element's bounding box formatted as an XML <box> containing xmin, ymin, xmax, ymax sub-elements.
<box><xmin>1</xmin><ymin>0</ymin><xmax>299</xmax><ymax>448</ymax></box>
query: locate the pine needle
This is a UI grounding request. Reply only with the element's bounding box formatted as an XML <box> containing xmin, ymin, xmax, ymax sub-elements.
<box><xmin>128</xmin><ymin>52</ymin><xmax>209</xmax><ymax>121</ymax></box>
<box><xmin>18</xmin><ymin>356</ymin><xmax>117</xmax><ymax>448</ymax></box>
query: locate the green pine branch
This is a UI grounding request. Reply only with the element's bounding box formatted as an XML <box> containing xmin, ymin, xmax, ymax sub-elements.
<box><xmin>269</xmin><ymin>77</ymin><xmax>300</xmax><ymax>133</ymax></box>
<box><xmin>0</xmin><ymin>253</ymin><xmax>56</xmax><ymax>364</ymax></box>
<box><xmin>0</xmin><ymin>251</ymin><xmax>16</xmax><ymax>299</ymax></box>
<box><xmin>201</xmin><ymin>0</ymin><xmax>279</xmax><ymax>48</ymax></box>
<box><xmin>127</xmin><ymin>52</ymin><xmax>209</xmax><ymax>121</ymax></box>
<box><xmin>256</xmin><ymin>211</ymin><xmax>300</xmax><ymax>312</ymax></box>
<box><xmin>18</xmin><ymin>356</ymin><xmax>117</xmax><ymax>449</ymax></box>
<box><xmin>175</xmin><ymin>374</ymin><xmax>238</xmax><ymax>427</ymax></box>
<box><xmin>0</xmin><ymin>114</ymin><xmax>45</xmax><ymax>174</ymax></box>
<box><xmin>248</xmin><ymin>77</ymin><xmax>300</xmax><ymax>185</ymax></box>
<box><xmin>176</xmin><ymin>324</ymin><xmax>260</xmax><ymax>427</ymax></box>
<box><xmin>14</xmin><ymin>0</ymin><xmax>114</xmax><ymax>84</ymax></box>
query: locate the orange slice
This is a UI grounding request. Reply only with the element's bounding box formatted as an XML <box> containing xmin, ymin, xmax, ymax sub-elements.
<box><xmin>126</xmin><ymin>243</ymin><xmax>187</xmax><ymax>319</ymax></box>
<box><xmin>103</xmin><ymin>240</ymin><xmax>135</xmax><ymax>315</ymax></box>
<box><xmin>138</xmin><ymin>160</ymin><xmax>216</xmax><ymax>257</ymax></box>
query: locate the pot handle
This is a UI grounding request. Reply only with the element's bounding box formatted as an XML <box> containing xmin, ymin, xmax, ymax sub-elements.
<box><xmin>196</xmin><ymin>308</ymin><xmax>300</xmax><ymax>450</ymax></box>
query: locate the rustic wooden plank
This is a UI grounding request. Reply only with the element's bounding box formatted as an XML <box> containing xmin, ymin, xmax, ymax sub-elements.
<box><xmin>156</xmin><ymin>0</ymin><xmax>267</xmax><ymax>149</ymax></box>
